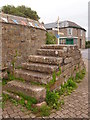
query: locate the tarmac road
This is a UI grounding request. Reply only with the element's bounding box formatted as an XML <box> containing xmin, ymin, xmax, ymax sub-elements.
<box><xmin>81</xmin><ymin>48</ymin><xmax>90</xmax><ymax>60</ymax></box>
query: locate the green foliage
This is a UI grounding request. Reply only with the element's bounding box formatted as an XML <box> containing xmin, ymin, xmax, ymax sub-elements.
<box><xmin>30</xmin><ymin>81</ymin><xmax>46</xmax><ymax>87</ymax></box>
<box><xmin>16</xmin><ymin>77</ymin><xmax>25</xmax><ymax>82</ymax></box>
<box><xmin>67</xmin><ymin>77</ymin><xmax>77</xmax><ymax>88</ymax></box>
<box><xmin>2</xmin><ymin>71</ymin><xmax>25</xmax><ymax>85</ymax></box>
<box><xmin>58</xmin><ymin>77</ymin><xmax>77</xmax><ymax>96</ymax></box>
<box><xmin>30</xmin><ymin>107</ymin><xmax>38</xmax><ymax>114</ymax></box>
<box><xmin>46</xmin><ymin>90</ymin><xmax>60</xmax><ymax>109</ymax></box>
<box><xmin>15</xmin><ymin>66</ymin><xmax>22</xmax><ymax>69</ymax></box>
<box><xmin>10</xmin><ymin>99</ymin><xmax>18</xmax><ymax>106</ymax></box>
<box><xmin>0</xmin><ymin>82</ymin><xmax>2</xmax><ymax>86</ymax></box>
<box><xmin>86</xmin><ymin>41</ymin><xmax>90</xmax><ymax>48</ymax></box>
<box><xmin>46</xmin><ymin>68</ymin><xmax>61</xmax><ymax>90</ymax></box>
<box><xmin>2</xmin><ymin>5</ymin><xmax>40</xmax><ymax>21</ymax></box>
<box><xmin>46</xmin><ymin>74</ymin><xmax>77</xmax><ymax>109</ymax></box>
<box><xmin>2</xmin><ymin>79</ymin><xmax>8</xmax><ymax>85</ymax></box>
<box><xmin>56</xmin><ymin>67</ymin><xmax>61</xmax><ymax>76</ymax></box>
<box><xmin>2</xmin><ymin>71</ymin><xmax>13</xmax><ymax>85</ymax></box>
<box><xmin>51</xmin><ymin>72</ymin><xmax>56</xmax><ymax>84</ymax></box>
<box><xmin>0</xmin><ymin>101</ymin><xmax>2</xmax><ymax>108</ymax></box>
<box><xmin>46</xmin><ymin>32</ymin><xmax>56</xmax><ymax>44</ymax></box>
<box><xmin>11</xmin><ymin>50</ymin><xmax>19</xmax><ymax>73</ymax></box>
<box><xmin>75</xmin><ymin>69</ymin><xmax>86</xmax><ymax>83</ymax></box>
<box><xmin>2</xmin><ymin>94</ymin><xmax>10</xmax><ymax>101</ymax></box>
<box><xmin>46</xmin><ymin>71</ymin><xmax>56</xmax><ymax>90</ymax></box>
<box><xmin>2</xmin><ymin>93</ymin><xmax>10</xmax><ymax>108</ymax></box>
<box><xmin>19</xmin><ymin>92</ymin><xmax>37</xmax><ymax>104</ymax></box>
<box><xmin>14</xmin><ymin>92</ymin><xmax>37</xmax><ymax>110</ymax></box>
<box><xmin>8</xmin><ymin>73</ymin><xmax>15</xmax><ymax>81</ymax></box>
<box><xmin>2</xmin><ymin>68</ymin><xmax>86</xmax><ymax>116</ymax></box>
<box><xmin>3</xmin><ymin>91</ymin><xmax>37</xmax><ymax>111</ymax></box>
<box><xmin>59</xmin><ymin>99</ymin><xmax>64</xmax><ymax>105</ymax></box>
<box><xmin>39</xmin><ymin>105</ymin><xmax>51</xmax><ymax>116</ymax></box>
<box><xmin>3</xmin><ymin>91</ymin><xmax>50</xmax><ymax>116</ymax></box>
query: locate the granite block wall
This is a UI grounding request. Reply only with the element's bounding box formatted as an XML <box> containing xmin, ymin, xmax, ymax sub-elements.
<box><xmin>1</xmin><ymin>23</ymin><xmax>46</xmax><ymax>68</ymax></box>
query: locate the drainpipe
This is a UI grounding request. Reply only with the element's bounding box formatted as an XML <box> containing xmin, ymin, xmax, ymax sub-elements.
<box><xmin>57</xmin><ymin>16</ymin><xmax>60</xmax><ymax>45</ymax></box>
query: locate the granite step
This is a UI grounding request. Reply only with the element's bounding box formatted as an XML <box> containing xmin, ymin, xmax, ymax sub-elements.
<box><xmin>22</xmin><ymin>63</ymin><xmax>58</xmax><ymax>74</ymax></box>
<box><xmin>29</xmin><ymin>55</ymin><xmax>63</xmax><ymax>65</ymax></box>
<box><xmin>37</xmin><ymin>49</ymin><xmax>67</xmax><ymax>57</ymax></box>
<box><xmin>14</xmin><ymin>69</ymin><xmax>51</xmax><ymax>84</ymax></box>
<box><xmin>41</xmin><ymin>44</ymin><xmax>78</xmax><ymax>50</ymax></box>
<box><xmin>3</xmin><ymin>80</ymin><xmax>46</xmax><ymax>102</ymax></box>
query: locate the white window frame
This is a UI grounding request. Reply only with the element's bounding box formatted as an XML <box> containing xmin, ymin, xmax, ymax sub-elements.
<box><xmin>67</xmin><ymin>28</ymin><xmax>73</xmax><ymax>36</ymax></box>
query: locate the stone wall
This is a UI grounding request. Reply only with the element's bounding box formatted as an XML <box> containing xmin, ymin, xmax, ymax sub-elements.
<box><xmin>3</xmin><ymin>45</ymin><xmax>85</xmax><ymax>102</ymax></box>
<box><xmin>2</xmin><ymin>22</ymin><xmax>46</xmax><ymax>68</ymax></box>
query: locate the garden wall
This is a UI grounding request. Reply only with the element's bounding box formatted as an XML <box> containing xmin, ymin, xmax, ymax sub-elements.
<box><xmin>0</xmin><ymin>13</ymin><xmax>46</xmax><ymax>69</ymax></box>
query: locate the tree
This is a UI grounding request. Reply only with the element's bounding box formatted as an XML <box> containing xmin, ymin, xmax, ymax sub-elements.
<box><xmin>46</xmin><ymin>32</ymin><xmax>56</xmax><ymax>44</ymax></box>
<box><xmin>2</xmin><ymin>5</ymin><xmax>40</xmax><ymax>21</ymax></box>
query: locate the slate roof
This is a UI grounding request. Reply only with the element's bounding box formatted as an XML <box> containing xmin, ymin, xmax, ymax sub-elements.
<box><xmin>45</xmin><ymin>21</ymin><xmax>86</xmax><ymax>31</ymax></box>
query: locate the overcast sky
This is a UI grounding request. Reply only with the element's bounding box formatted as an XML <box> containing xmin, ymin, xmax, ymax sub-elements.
<box><xmin>0</xmin><ymin>0</ymin><xmax>89</xmax><ymax>36</ymax></box>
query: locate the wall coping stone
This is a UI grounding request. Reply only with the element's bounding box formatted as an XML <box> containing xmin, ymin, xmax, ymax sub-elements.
<box><xmin>0</xmin><ymin>13</ymin><xmax>46</xmax><ymax>31</ymax></box>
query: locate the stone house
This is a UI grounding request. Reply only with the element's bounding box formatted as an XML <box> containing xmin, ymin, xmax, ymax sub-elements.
<box><xmin>45</xmin><ymin>21</ymin><xmax>86</xmax><ymax>49</ymax></box>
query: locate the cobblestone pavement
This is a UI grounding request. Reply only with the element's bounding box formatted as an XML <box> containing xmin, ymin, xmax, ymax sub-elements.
<box><xmin>2</xmin><ymin>59</ymin><xmax>89</xmax><ymax>119</ymax></box>
<box><xmin>0</xmin><ymin>81</ymin><xmax>2</xmax><ymax>120</ymax></box>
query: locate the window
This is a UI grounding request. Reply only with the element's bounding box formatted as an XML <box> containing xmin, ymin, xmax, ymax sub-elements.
<box><xmin>67</xmin><ymin>28</ymin><xmax>73</xmax><ymax>36</ymax></box>
<box><xmin>81</xmin><ymin>30</ymin><xmax>83</xmax><ymax>36</ymax></box>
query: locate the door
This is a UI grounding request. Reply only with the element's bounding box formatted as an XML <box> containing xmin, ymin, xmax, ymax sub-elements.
<box><xmin>66</xmin><ymin>39</ymin><xmax>74</xmax><ymax>45</ymax></box>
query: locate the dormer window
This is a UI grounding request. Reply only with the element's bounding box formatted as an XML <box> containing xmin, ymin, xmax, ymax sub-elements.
<box><xmin>67</xmin><ymin>28</ymin><xmax>73</xmax><ymax>36</ymax></box>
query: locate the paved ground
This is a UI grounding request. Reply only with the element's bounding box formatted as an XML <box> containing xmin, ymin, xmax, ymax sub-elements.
<box><xmin>2</xmin><ymin>74</ymin><xmax>89</xmax><ymax>119</ymax></box>
<box><xmin>0</xmin><ymin>80</ymin><xmax>2</xmax><ymax>120</ymax></box>
<box><xmin>2</xmin><ymin>49</ymin><xmax>89</xmax><ymax>119</ymax></box>
<box><xmin>81</xmin><ymin>48</ymin><xmax>90</xmax><ymax>60</ymax></box>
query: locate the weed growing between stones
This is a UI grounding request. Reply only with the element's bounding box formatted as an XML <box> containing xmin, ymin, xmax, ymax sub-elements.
<box><xmin>57</xmin><ymin>77</ymin><xmax>77</xmax><ymax>96</ymax></box>
<box><xmin>2</xmin><ymin>94</ymin><xmax>10</xmax><ymax>109</ymax></box>
<box><xmin>11</xmin><ymin>50</ymin><xmax>19</xmax><ymax>74</ymax></box>
<box><xmin>15</xmin><ymin>66</ymin><xmax>22</xmax><ymax>69</ymax></box>
<box><xmin>2</xmin><ymin>68</ymin><xmax>86</xmax><ymax>116</ymax></box>
<box><xmin>2</xmin><ymin>71</ymin><xmax>25</xmax><ymax>85</ymax></box>
<box><xmin>46</xmin><ymin>71</ymin><xmax>56</xmax><ymax>90</ymax></box>
<box><xmin>74</xmin><ymin>69</ymin><xmax>86</xmax><ymax>83</ymax></box>
<box><xmin>2</xmin><ymin>91</ymin><xmax>51</xmax><ymax>116</ymax></box>
<box><xmin>0</xmin><ymin>101</ymin><xmax>2</xmax><ymax>108</ymax></box>
<box><xmin>30</xmin><ymin>81</ymin><xmax>46</xmax><ymax>87</ymax></box>
<box><xmin>2</xmin><ymin>71</ymin><xmax>15</xmax><ymax>85</ymax></box>
<box><xmin>56</xmin><ymin>67</ymin><xmax>61</xmax><ymax>76</ymax></box>
<box><xmin>46</xmin><ymin>67</ymin><xmax>61</xmax><ymax>91</ymax></box>
<box><xmin>39</xmin><ymin>105</ymin><xmax>51</xmax><ymax>116</ymax></box>
<box><xmin>0</xmin><ymin>81</ymin><xmax>2</xmax><ymax>86</ymax></box>
<box><xmin>46</xmin><ymin>90</ymin><xmax>60</xmax><ymax>110</ymax></box>
<box><xmin>46</xmin><ymin>68</ymin><xmax>86</xmax><ymax>110</ymax></box>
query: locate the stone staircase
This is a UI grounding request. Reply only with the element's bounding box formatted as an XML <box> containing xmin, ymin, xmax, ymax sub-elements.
<box><xmin>3</xmin><ymin>45</ymin><xmax>85</xmax><ymax>103</ymax></box>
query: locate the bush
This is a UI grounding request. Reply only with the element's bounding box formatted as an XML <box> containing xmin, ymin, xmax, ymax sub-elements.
<box><xmin>46</xmin><ymin>32</ymin><xmax>56</xmax><ymax>44</ymax></box>
<box><xmin>2</xmin><ymin>5</ymin><xmax>40</xmax><ymax>21</ymax></box>
<box><xmin>86</xmin><ymin>41</ymin><xmax>90</xmax><ymax>48</ymax></box>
